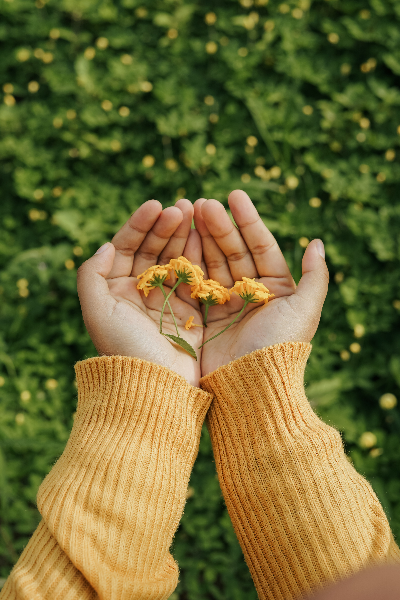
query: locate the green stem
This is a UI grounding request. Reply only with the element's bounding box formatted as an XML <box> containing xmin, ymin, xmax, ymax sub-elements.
<box><xmin>159</xmin><ymin>278</ymin><xmax>182</xmax><ymax>334</ymax></box>
<box><xmin>198</xmin><ymin>300</ymin><xmax>250</xmax><ymax>349</ymax></box>
<box><xmin>203</xmin><ymin>304</ymin><xmax>209</xmax><ymax>328</ymax></box>
<box><xmin>159</xmin><ymin>285</ymin><xmax>180</xmax><ymax>337</ymax></box>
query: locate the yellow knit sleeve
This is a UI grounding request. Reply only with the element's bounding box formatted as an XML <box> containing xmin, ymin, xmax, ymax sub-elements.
<box><xmin>200</xmin><ymin>342</ymin><xmax>400</xmax><ymax>600</ymax></box>
<box><xmin>1</xmin><ymin>355</ymin><xmax>212</xmax><ymax>600</ymax></box>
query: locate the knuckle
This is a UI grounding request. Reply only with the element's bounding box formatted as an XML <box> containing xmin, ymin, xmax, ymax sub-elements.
<box><xmin>240</xmin><ymin>217</ymin><xmax>259</xmax><ymax>229</ymax></box>
<box><xmin>282</xmin><ymin>278</ymin><xmax>297</xmax><ymax>293</ymax></box>
<box><xmin>113</xmin><ymin>246</ymin><xmax>134</xmax><ymax>257</ymax></box>
<box><xmin>206</xmin><ymin>258</ymin><xmax>227</xmax><ymax>270</ymax></box>
<box><xmin>158</xmin><ymin>254</ymin><xmax>174</xmax><ymax>265</ymax></box>
<box><xmin>227</xmin><ymin>250</ymin><xmax>249</xmax><ymax>263</ymax></box>
<box><xmin>127</xmin><ymin>220</ymin><xmax>147</xmax><ymax>235</ymax></box>
<box><xmin>76</xmin><ymin>263</ymin><xmax>89</xmax><ymax>295</ymax></box>
<box><xmin>151</xmin><ymin>229</ymin><xmax>173</xmax><ymax>240</ymax></box>
<box><xmin>251</xmin><ymin>240</ymin><xmax>277</xmax><ymax>256</ymax></box>
<box><xmin>136</xmin><ymin>250</ymin><xmax>159</xmax><ymax>262</ymax></box>
<box><xmin>76</xmin><ymin>261</ymin><xmax>88</xmax><ymax>278</ymax></box>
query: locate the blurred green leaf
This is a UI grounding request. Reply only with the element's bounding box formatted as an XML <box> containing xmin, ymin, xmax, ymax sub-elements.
<box><xmin>1</xmin><ymin>0</ymin><xmax>400</xmax><ymax>595</ymax></box>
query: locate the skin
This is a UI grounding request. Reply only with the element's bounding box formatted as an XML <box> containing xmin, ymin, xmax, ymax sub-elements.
<box><xmin>305</xmin><ymin>564</ymin><xmax>400</xmax><ymax>600</ymax></box>
<box><xmin>77</xmin><ymin>198</ymin><xmax>203</xmax><ymax>387</ymax></box>
<box><xmin>194</xmin><ymin>189</ymin><xmax>329</xmax><ymax>377</ymax></box>
<box><xmin>77</xmin><ymin>190</ymin><xmax>329</xmax><ymax>386</ymax></box>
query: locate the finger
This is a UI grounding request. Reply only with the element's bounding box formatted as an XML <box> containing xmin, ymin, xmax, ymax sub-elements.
<box><xmin>201</xmin><ymin>199</ymin><xmax>258</xmax><ymax>282</ymax></box>
<box><xmin>131</xmin><ymin>206</ymin><xmax>184</xmax><ymax>276</ymax></box>
<box><xmin>77</xmin><ymin>243</ymin><xmax>117</xmax><ymax>347</ymax></box>
<box><xmin>183</xmin><ymin>228</ymin><xmax>202</xmax><ymax>272</ymax></box>
<box><xmin>192</xmin><ymin>198</ymin><xmax>210</xmax><ymax>278</ymax></box>
<box><xmin>158</xmin><ymin>199</ymin><xmax>194</xmax><ymax>265</ymax></box>
<box><xmin>228</xmin><ymin>189</ymin><xmax>294</xmax><ymax>284</ymax></box>
<box><xmin>295</xmin><ymin>239</ymin><xmax>329</xmax><ymax>318</ymax></box>
<box><xmin>108</xmin><ymin>200</ymin><xmax>162</xmax><ymax>279</ymax></box>
<box><xmin>176</xmin><ymin>228</ymin><xmax>204</xmax><ymax>309</ymax></box>
<box><xmin>193</xmin><ymin>198</ymin><xmax>234</xmax><ymax>288</ymax></box>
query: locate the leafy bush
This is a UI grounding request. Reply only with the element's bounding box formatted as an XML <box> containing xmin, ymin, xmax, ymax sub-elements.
<box><xmin>1</xmin><ymin>0</ymin><xmax>400</xmax><ymax>596</ymax></box>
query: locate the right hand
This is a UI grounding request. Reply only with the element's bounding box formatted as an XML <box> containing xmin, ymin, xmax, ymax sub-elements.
<box><xmin>77</xmin><ymin>199</ymin><xmax>203</xmax><ymax>387</ymax></box>
<box><xmin>194</xmin><ymin>190</ymin><xmax>329</xmax><ymax>377</ymax></box>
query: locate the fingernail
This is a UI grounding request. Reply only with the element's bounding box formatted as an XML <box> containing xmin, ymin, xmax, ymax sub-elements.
<box><xmin>316</xmin><ymin>240</ymin><xmax>325</xmax><ymax>259</ymax></box>
<box><xmin>95</xmin><ymin>243</ymin><xmax>109</xmax><ymax>254</ymax></box>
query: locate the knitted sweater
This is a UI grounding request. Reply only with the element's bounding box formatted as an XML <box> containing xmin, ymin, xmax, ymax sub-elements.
<box><xmin>1</xmin><ymin>342</ymin><xmax>399</xmax><ymax>600</ymax></box>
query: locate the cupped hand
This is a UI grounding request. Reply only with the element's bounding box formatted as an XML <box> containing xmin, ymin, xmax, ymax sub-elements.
<box><xmin>194</xmin><ymin>190</ymin><xmax>329</xmax><ymax>377</ymax></box>
<box><xmin>77</xmin><ymin>199</ymin><xmax>203</xmax><ymax>387</ymax></box>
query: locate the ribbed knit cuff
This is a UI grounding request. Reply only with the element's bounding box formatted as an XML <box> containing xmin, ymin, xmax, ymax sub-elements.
<box><xmin>8</xmin><ymin>356</ymin><xmax>213</xmax><ymax>600</ymax></box>
<box><xmin>200</xmin><ymin>342</ymin><xmax>318</xmax><ymax>439</ymax></box>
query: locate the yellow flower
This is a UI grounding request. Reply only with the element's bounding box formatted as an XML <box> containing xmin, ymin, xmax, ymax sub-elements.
<box><xmin>230</xmin><ymin>277</ymin><xmax>274</xmax><ymax>304</ymax></box>
<box><xmin>137</xmin><ymin>264</ymin><xmax>171</xmax><ymax>297</ymax></box>
<box><xmin>185</xmin><ymin>316</ymin><xmax>203</xmax><ymax>330</ymax></box>
<box><xmin>191</xmin><ymin>279</ymin><xmax>230</xmax><ymax>304</ymax></box>
<box><xmin>168</xmin><ymin>257</ymin><xmax>204</xmax><ymax>286</ymax></box>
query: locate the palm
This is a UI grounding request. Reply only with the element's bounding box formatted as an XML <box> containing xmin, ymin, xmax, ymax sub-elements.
<box><xmin>107</xmin><ymin>276</ymin><xmax>203</xmax><ymax>385</ymax></box>
<box><xmin>201</xmin><ymin>277</ymin><xmax>301</xmax><ymax>376</ymax></box>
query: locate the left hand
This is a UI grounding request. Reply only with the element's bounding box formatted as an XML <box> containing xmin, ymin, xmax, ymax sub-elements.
<box><xmin>194</xmin><ymin>190</ymin><xmax>329</xmax><ymax>377</ymax></box>
<box><xmin>77</xmin><ymin>199</ymin><xmax>203</xmax><ymax>387</ymax></box>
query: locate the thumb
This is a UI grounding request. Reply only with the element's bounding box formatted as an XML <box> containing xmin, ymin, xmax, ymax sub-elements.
<box><xmin>295</xmin><ymin>239</ymin><xmax>329</xmax><ymax>317</ymax></box>
<box><xmin>76</xmin><ymin>243</ymin><xmax>117</xmax><ymax>328</ymax></box>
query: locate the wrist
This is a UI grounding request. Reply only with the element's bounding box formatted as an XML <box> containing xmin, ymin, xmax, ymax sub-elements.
<box><xmin>94</xmin><ymin>345</ymin><xmax>201</xmax><ymax>387</ymax></box>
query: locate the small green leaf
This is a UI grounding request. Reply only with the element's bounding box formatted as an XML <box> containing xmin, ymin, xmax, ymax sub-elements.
<box><xmin>163</xmin><ymin>334</ymin><xmax>197</xmax><ymax>360</ymax></box>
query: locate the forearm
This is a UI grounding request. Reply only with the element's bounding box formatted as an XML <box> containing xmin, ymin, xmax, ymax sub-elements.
<box><xmin>201</xmin><ymin>342</ymin><xmax>400</xmax><ymax>600</ymax></box>
<box><xmin>1</xmin><ymin>355</ymin><xmax>212</xmax><ymax>600</ymax></box>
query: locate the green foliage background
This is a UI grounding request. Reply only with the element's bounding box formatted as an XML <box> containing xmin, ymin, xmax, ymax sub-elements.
<box><xmin>1</xmin><ymin>0</ymin><xmax>400</xmax><ymax>595</ymax></box>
